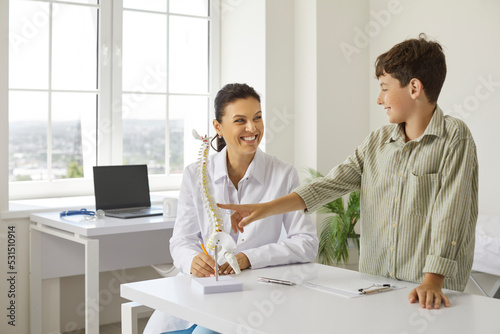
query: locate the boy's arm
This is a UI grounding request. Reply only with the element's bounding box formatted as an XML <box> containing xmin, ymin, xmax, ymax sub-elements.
<box><xmin>218</xmin><ymin>192</ymin><xmax>306</xmax><ymax>233</ymax></box>
<box><xmin>235</xmin><ymin>167</ymin><xmax>319</xmax><ymax>268</ymax></box>
<box><xmin>413</xmin><ymin>135</ymin><xmax>478</xmax><ymax>308</ymax></box>
<box><xmin>219</xmin><ymin>135</ymin><xmax>368</xmax><ymax>233</ymax></box>
<box><xmin>423</xmin><ymin>136</ymin><xmax>478</xmax><ymax>278</ymax></box>
<box><xmin>293</xmin><ymin>142</ymin><xmax>365</xmax><ymax>214</ymax></box>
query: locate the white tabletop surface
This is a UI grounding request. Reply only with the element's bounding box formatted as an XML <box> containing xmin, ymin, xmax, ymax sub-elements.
<box><xmin>121</xmin><ymin>263</ymin><xmax>500</xmax><ymax>334</ymax></box>
<box><xmin>30</xmin><ymin>211</ymin><xmax>175</xmax><ymax>237</ymax></box>
<box><xmin>3</xmin><ymin>191</ymin><xmax>179</xmax><ymax>219</ymax></box>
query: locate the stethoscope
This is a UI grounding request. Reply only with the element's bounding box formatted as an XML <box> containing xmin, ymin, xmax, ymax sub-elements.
<box><xmin>59</xmin><ymin>208</ymin><xmax>105</xmax><ymax>220</ymax></box>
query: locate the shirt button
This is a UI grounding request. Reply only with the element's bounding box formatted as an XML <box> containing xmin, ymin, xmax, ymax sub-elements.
<box><xmin>390</xmin><ymin>246</ymin><xmax>394</xmax><ymax>251</ymax></box>
<box><xmin>451</xmin><ymin>241</ymin><xmax>456</xmax><ymax>246</ymax></box>
<box><xmin>389</xmin><ymin>273</ymin><xmax>394</xmax><ymax>277</ymax></box>
<box><xmin>394</xmin><ymin>198</ymin><xmax>399</xmax><ymax>203</ymax></box>
<box><xmin>398</xmin><ymin>172</ymin><xmax>402</xmax><ymax>177</ymax></box>
<box><xmin>241</xmin><ymin>238</ymin><xmax>245</xmax><ymax>242</ymax></box>
<box><xmin>404</xmin><ymin>147</ymin><xmax>408</xmax><ymax>151</ymax></box>
<box><xmin>392</xmin><ymin>223</ymin><xmax>397</xmax><ymax>228</ymax></box>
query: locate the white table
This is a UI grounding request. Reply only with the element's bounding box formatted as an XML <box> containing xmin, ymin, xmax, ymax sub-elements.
<box><xmin>30</xmin><ymin>212</ymin><xmax>175</xmax><ymax>334</ymax></box>
<box><xmin>121</xmin><ymin>263</ymin><xmax>500</xmax><ymax>334</ymax></box>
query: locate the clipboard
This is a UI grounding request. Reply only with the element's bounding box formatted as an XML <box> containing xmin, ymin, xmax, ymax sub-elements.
<box><xmin>305</xmin><ymin>272</ymin><xmax>404</xmax><ymax>298</ymax></box>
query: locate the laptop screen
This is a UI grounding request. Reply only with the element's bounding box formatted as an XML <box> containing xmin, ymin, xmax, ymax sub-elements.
<box><xmin>93</xmin><ymin>165</ymin><xmax>151</xmax><ymax>211</ymax></box>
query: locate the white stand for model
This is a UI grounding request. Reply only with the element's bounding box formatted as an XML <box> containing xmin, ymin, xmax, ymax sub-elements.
<box><xmin>191</xmin><ymin>276</ymin><xmax>243</xmax><ymax>294</ymax></box>
<box><xmin>191</xmin><ymin>244</ymin><xmax>242</xmax><ymax>294</ymax></box>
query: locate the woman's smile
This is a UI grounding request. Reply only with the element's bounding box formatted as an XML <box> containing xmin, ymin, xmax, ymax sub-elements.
<box><xmin>241</xmin><ymin>134</ymin><xmax>258</xmax><ymax>143</ymax></box>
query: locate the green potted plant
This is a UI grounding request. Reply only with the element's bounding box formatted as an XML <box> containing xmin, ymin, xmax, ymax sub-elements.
<box><xmin>305</xmin><ymin>168</ymin><xmax>361</xmax><ymax>266</ymax></box>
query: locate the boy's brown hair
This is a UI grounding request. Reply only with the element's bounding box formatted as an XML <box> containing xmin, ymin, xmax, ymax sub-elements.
<box><xmin>375</xmin><ymin>33</ymin><xmax>446</xmax><ymax>104</ymax></box>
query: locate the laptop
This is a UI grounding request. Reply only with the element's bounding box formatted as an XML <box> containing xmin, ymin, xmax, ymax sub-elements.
<box><xmin>93</xmin><ymin>164</ymin><xmax>163</xmax><ymax>219</ymax></box>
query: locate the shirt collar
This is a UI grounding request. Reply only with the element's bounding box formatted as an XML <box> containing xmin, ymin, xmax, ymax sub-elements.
<box><xmin>421</xmin><ymin>105</ymin><xmax>445</xmax><ymax>139</ymax></box>
<box><xmin>386</xmin><ymin>105</ymin><xmax>445</xmax><ymax>143</ymax></box>
<box><xmin>213</xmin><ymin>147</ymin><xmax>228</xmax><ymax>181</ymax></box>
<box><xmin>387</xmin><ymin>123</ymin><xmax>405</xmax><ymax>143</ymax></box>
<box><xmin>212</xmin><ymin>147</ymin><xmax>266</xmax><ymax>184</ymax></box>
<box><xmin>245</xmin><ymin>148</ymin><xmax>266</xmax><ymax>184</ymax></box>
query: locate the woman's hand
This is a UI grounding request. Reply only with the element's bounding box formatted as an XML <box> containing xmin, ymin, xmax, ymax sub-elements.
<box><xmin>218</xmin><ymin>253</ymin><xmax>251</xmax><ymax>275</ymax></box>
<box><xmin>192</xmin><ymin>252</ymin><xmax>250</xmax><ymax>277</ymax></box>
<box><xmin>190</xmin><ymin>252</ymin><xmax>215</xmax><ymax>277</ymax></box>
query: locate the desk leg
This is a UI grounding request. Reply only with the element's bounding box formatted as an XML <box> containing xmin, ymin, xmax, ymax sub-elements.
<box><xmin>85</xmin><ymin>238</ymin><xmax>99</xmax><ymax>334</ymax></box>
<box><xmin>490</xmin><ymin>278</ymin><xmax>500</xmax><ymax>299</ymax></box>
<box><xmin>122</xmin><ymin>302</ymin><xmax>153</xmax><ymax>334</ymax></box>
<box><xmin>30</xmin><ymin>225</ymin><xmax>42</xmax><ymax>334</ymax></box>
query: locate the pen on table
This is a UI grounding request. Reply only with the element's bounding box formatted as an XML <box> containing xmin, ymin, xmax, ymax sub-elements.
<box><xmin>257</xmin><ymin>277</ymin><xmax>296</xmax><ymax>286</ymax></box>
<box><xmin>358</xmin><ymin>283</ymin><xmax>391</xmax><ymax>292</ymax></box>
<box><xmin>359</xmin><ymin>284</ymin><xmax>392</xmax><ymax>294</ymax></box>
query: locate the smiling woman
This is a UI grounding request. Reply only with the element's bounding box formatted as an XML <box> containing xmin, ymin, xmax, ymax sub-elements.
<box><xmin>210</xmin><ymin>83</ymin><xmax>262</xmax><ymax>151</ymax></box>
<box><xmin>143</xmin><ymin>83</ymin><xmax>318</xmax><ymax>333</ymax></box>
<box><xmin>211</xmin><ymin>84</ymin><xmax>264</xmax><ymax>189</ymax></box>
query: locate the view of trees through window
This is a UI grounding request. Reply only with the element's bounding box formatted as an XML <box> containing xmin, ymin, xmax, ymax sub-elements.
<box><xmin>8</xmin><ymin>0</ymin><xmax>211</xmax><ymax>185</ymax></box>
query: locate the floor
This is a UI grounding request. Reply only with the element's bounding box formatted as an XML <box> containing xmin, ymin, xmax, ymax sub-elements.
<box><xmin>65</xmin><ymin>317</ymin><xmax>149</xmax><ymax>334</ymax></box>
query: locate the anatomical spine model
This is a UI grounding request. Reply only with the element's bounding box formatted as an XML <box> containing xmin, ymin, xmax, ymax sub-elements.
<box><xmin>193</xmin><ymin>130</ymin><xmax>241</xmax><ymax>274</ymax></box>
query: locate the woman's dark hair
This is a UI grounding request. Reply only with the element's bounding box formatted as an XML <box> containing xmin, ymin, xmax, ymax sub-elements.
<box><xmin>375</xmin><ymin>33</ymin><xmax>446</xmax><ymax>103</ymax></box>
<box><xmin>211</xmin><ymin>83</ymin><xmax>261</xmax><ymax>152</ymax></box>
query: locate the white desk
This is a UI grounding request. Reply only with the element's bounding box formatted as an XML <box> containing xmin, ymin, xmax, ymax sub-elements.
<box><xmin>121</xmin><ymin>263</ymin><xmax>500</xmax><ymax>334</ymax></box>
<box><xmin>30</xmin><ymin>212</ymin><xmax>175</xmax><ymax>334</ymax></box>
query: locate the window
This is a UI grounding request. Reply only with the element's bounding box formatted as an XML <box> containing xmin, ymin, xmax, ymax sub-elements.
<box><xmin>8</xmin><ymin>0</ymin><xmax>218</xmax><ymax>199</ymax></box>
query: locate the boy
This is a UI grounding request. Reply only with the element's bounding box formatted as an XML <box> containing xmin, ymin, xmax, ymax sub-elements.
<box><xmin>219</xmin><ymin>34</ymin><xmax>478</xmax><ymax>309</ymax></box>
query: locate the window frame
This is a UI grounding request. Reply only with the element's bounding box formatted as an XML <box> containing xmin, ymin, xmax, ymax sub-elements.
<box><xmin>8</xmin><ymin>0</ymin><xmax>220</xmax><ymax>200</ymax></box>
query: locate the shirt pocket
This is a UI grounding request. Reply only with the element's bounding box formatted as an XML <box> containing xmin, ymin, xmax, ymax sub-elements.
<box><xmin>407</xmin><ymin>172</ymin><xmax>441</xmax><ymax>217</ymax></box>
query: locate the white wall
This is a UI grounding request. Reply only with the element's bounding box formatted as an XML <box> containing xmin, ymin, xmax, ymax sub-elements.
<box><xmin>220</xmin><ymin>0</ymin><xmax>371</xmax><ymax>176</ymax></box>
<box><xmin>316</xmin><ymin>0</ymin><xmax>370</xmax><ymax>173</ymax></box>
<box><xmin>294</xmin><ymin>0</ymin><xmax>318</xmax><ymax>173</ymax></box>
<box><xmin>368</xmin><ymin>0</ymin><xmax>500</xmax><ymax>216</ymax></box>
<box><xmin>220</xmin><ymin>0</ymin><xmax>297</xmax><ymax>165</ymax></box>
<box><xmin>293</xmin><ymin>0</ymin><xmax>371</xmax><ymax>176</ymax></box>
<box><xmin>220</xmin><ymin>0</ymin><xmax>266</xmax><ymax>91</ymax></box>
<box><xmin>264</xmin><ymin>0</ymin><xmax>296</xmax><ymax>163</ymax></box>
